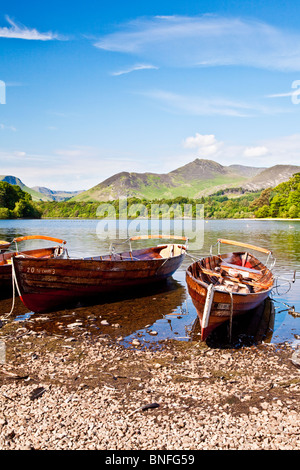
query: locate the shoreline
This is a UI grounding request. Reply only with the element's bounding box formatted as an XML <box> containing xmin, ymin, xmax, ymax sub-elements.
<box><xmin>1</xmin><ymin>217</ymin><xmax>300</xmax><ymax>221</ymax></box>
<box><xmin>0</xmin><ymin>318</ymin><xmax>299</xmax><ymax>450</ymax></box>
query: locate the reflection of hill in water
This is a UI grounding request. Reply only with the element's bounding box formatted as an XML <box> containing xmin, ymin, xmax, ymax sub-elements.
<box><xmin>22</xmin><ymin>277</ymin><xmax>187</xmax><ymax>339</ymax></box>
<box><xmin>191</xmin><ymin>297</ymin><xmax>275</xmax><ymax>348</ymax></box>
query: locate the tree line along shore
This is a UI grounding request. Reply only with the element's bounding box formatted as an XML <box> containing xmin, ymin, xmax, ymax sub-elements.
<box><xmin>0</xmin><ymin>173</ymin><xmax>299</xmax><ymax>220</ymax></box>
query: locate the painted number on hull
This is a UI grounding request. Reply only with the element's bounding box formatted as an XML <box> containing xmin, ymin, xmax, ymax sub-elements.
<box><xmin>27</xmin><ymin>267</ymin><xmax>55</xmax><ymax>275</ymax></box>
<box><xmin>214</xmin><ymin>302</ymin><xmax>230</xmax><ymax>310</ymax></box>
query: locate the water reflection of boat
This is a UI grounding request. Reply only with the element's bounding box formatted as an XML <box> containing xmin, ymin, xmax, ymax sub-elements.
<box><xmin>186</xmin><ymin>239</ymin><xmax>275</xmax><ymax>341</ymax></box>
<box><xmin>24</xmin><ymin>277</ymin><xmax>187</xmax><ymax>340</ymax></box>
<box><xmin>12</xmin><ymin>235</ymin><xmax>187</xmax><ymax>313</ymax></box>
<box><xmin>190</xmin><ymin>297</ymin><xmax>275</xmax><ymax>347</ymax></box>
<box><xmin>0</xmin><ymin>236</ymin><xmax>66</xmax><ymax>297</ymax></box>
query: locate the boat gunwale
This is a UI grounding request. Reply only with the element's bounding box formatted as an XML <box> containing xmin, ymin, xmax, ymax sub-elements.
<box><xmin>186</xmin><ymin>252</ymin><xmax>274</xmax><ymax>298</ymax></box>
<box><xmin>14</xmin><ymin>243</ymin><xmax>187</xmax><ymax>264</ymax></box>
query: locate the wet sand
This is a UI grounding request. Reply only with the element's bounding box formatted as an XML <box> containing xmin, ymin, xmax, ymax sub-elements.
<box><xmin>0</xmin><ymin>300</ymin><xmax>299</xmax><ymax>450</ymax></box>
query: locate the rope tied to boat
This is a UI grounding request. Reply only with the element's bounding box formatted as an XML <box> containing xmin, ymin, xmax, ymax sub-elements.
<box><xmin>228</xmin><ymin>292</ymin><xmax>234</xmax><ymax>343</ymax></box>
<box><xmin>0</xmin><ymin>259</ymin><xmax>18</xmax><ymax>321</ymax></box>
<box><xmin>185</xmin><ymin>252</ymin><xmax>199</xmax><ymax>263</ymax></box>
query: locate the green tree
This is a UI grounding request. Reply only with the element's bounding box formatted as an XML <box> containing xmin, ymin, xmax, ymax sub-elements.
<box><xmin>288</xmin><ymin>204</ymin><xmax>299</xmax><ymax>218</ymax></box>
<box><xmin>255</xmin><ymin>205</ymin><xmax>270</xmax><ymax>218</ymax></box>
<box><xmin>0</xmin><ymin>181</ymin><xmax>41</xmax><ymax>219</ymax></box>
<box><xmin>0</xmin><ymin>207</ymin><xmax>12</xmax><ymax>219</ymax></box>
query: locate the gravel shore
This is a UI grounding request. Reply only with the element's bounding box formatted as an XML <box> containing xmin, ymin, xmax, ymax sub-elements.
<box><xmin>0</xmin><ymin>319</ymin><xmax>299</xmax><ymax>451</ymax></box>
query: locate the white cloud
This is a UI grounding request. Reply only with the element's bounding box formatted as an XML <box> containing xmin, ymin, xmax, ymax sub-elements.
<box><xmin>0</xmin><ymin>15</ymin><xmax>61</xmax><ymax>41</ymax></box>
<box><xmin>180</xmin><ymin>133</ymin><xmax>300</xmax><ymax>168</ymax></box>
<box><xmin>256</xmin><ymin>134</ymin><xmax>300</xmax><ymax>165</ymax></box>
<box><xmin>13</xmin><ymin>151</ymin><xmax>26</xmax><ymax>157</ymax></box>
<box><xmin>94</xmin><ymin>15</ymin><xmax>300</xmax><ymax>71</ymax></box>
<box><xmin>243</xmin><ymin>146</ymin><xmax>269</xmax><ymax>158</ymax></box>
<box><xmin>183</xmin><ymin>133</ymin><xmax>222</xmax><ymax>156</ymax></box>
<box><xmin>111</xmin><ymin>63</ymin><xmax>159</xmax><ymax>76</ymax></box>
<box><xmin>183</xmin><ymin>133</ymin><xmax>217</xmax><ymax>148</ymax></box>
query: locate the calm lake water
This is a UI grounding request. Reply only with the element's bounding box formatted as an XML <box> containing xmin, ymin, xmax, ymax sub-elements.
<box><xmin>0</xmin><ymin>218</ymin><xmax>299</xmax><ymax>348</ymax></box>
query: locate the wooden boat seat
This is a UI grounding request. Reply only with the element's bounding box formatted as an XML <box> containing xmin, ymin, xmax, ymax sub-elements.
<box><xmin>158</xmin><ymin>244</ymin><xmax>185</xmax><ymax>258</ymax></box>
<box><xmin>220</xmin><ymin>261</ymin><xmax>261</xmax><ymax>275</ymax></box>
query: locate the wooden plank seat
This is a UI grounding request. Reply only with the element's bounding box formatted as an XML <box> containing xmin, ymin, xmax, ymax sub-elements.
<box><xmin>220</xmin><ymin>261</ymin><xmax>261</xmax><ymax>275</ymax></box>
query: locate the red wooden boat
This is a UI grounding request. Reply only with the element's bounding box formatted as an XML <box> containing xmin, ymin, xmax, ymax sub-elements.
<box><xmin>186</xmin><ymin>239</ymin><xmax>275</xmax><ymax>341</ymax></box>
<box><xmin>12</xmin><ymin>235</ymin><xmax>187</xmax><ymax>313</ymax></box>
<box><xmin>0</xmin><ymin>235</ymin><xmax>66</xmax><ymax>293</ymax></box>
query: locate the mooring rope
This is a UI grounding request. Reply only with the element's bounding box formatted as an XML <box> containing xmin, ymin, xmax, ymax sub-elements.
<box><xmin>228</xmin><ymin>292</ymin><xmax>234</xmax><ymax>343</ymax></box>
<box><xmin>1</xmin><ymin>265</ymin><xmax>16</xmax><ymax>321</ymax></box>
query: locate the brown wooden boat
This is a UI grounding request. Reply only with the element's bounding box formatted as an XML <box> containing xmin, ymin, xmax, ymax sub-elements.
<box><xmin>186</xmin><ymin>239</ymin><xmax>275</xmax><ymax>341</ymax></box>
<box><xmin>12</xmin><ymin>235</ymin><xmax>187</xmax><ymax>313</ymax></box>
<box><xmin>0</xmin><ymin>240</ymin><xmax>11</xmax><ymax>252</ymax></box>
<box><xmin>0</xmin><ymin>236</ymin><xmax>67</xmax><ymax>294</ymax></box>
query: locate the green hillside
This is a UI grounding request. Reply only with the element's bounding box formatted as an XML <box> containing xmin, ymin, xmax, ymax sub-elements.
<box><xmin>0</xmin><ymin>175</ymin><xmax>51</xmax><ymax>201</ymax></box>
<box><xmin>72</xmin><ymin>159</ymin><xmax>252</xmax><ymax>202</ymax></box>
<box><xmin>0</xmin><ymin>181</ymin><xmax>41</xmax><ymax>219</ymax></box>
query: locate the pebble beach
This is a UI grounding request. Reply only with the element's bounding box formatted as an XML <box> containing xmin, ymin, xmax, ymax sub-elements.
<box><xmin>0</xmin><ymin>316</ymin><xmax>299</xmax><ymax>451</ymax></box>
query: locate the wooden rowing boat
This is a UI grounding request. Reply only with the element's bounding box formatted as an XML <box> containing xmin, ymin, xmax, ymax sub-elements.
<box><xmin>190</xmin><ymin>296</ymin><xmax>275</xmax><ymax>346</ymax></box>
<box><xmin>12</xmin><ymin>235</ymin><xmax>187</xmax><ymax>313</ymax></box>
<box><xmin>0</xmin><ymin>240</ymin><xmax>11</xmax><ymax>252</ymax></box>
<box><xmin>186</xmin><ymin>239</ymin><xmax>275</xmax><ymax>341</ymax></box>
<box><xmin>0</xmin><ymin>236</ymin><xmax>67</xmax><ymax>295</ymax></box>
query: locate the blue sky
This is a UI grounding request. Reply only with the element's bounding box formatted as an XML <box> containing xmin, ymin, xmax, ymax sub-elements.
<box><xmin>1</xmin><ymin>0</ymin><xmax>300</xmax><ymax>190</ymax></box>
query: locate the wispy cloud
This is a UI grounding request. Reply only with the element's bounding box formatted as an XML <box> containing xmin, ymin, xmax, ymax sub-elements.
<box><xmin>0</xmin><ymin>123</ymin><xmax>16</xmax><ymax>131</ymax></box>
<box><xmin>267</xmin><ymin>92</ymin><xmax>295</xmax><ymax>98</ymax></box>
<box><xmin>111</xmin><ymin>63</ymin><xmax>159</xmax><ymax>76</ymax></box>
<box><xmin>94</xmin><ymin>15</ymin><xmax>300</xmax><ymax>71</ymax></box>
<box><xmin>139</xmin><ymin>89</ymin><xmax>288</xmax><ymax>117</ymax></box>
<box><xmin>0</xmin><ymin>15</ymin><xmax>61</xmax><ymax>40</ymax></box>
<box><xmin>266</xmin><ymin>84</ymin><xmax>300</xmax><ymax>100</ymax></box>
<box><xmin>0</xmin><ymin>146</ymin><xmax>145</xmax><ymax>190</ymax></box>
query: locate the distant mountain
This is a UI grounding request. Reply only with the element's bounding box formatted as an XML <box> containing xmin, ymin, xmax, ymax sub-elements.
<box><xmin>2</xmin><ymin>160</ymin><xmax>299</xmax><ymax>204</ymax></box>
<box><xmin>31</xmin><ymin>186</ymin><xmax>83</xmax><ymax>201</ymax></box>
<box><xmin>0</xmin><ymin>176</ymin><xmax>83</xmax><ymax>201</ymax></box>
<box><xmin>0</xmin><ymin>175</ymin><xmax>52</xmax><ymax>201</ymax></box>
<box><xmin>228</xmin><ymin>164</ymin><xmax>266</xmax><ymax>178</ymax></box>
<box><xmin>71</xmin><ymin>159</ymin><xmax>266</xmax><ymax>202</ymax></box>
<box><xmin>243</xmin><ymin>165</ymin><xmax>300</xmax><ymax>190</ymax></box>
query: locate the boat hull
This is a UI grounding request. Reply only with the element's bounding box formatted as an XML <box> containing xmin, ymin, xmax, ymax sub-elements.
<box><xmin>0</xmin><ymin>264</ymin><xmax>13</xmax><ymax>292</ymax></box>
<box><xmin>0</xmin><ymin>247</ymin><xmax>64</xmax><ymax>297</ymax></box>
<box><xmin>186</xmin><ymin>273</ymin><xmax>271</xmax><ymax>340</ymax></box>
<box><xmin>13</xmin><ymin>248</ymin><xmax>186</xmax><ymax>312</ymax></box>
<box><xmin>186</xmin><ymin>250</ymin><xmax>274</xmax><ymax>341</ymax></box>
